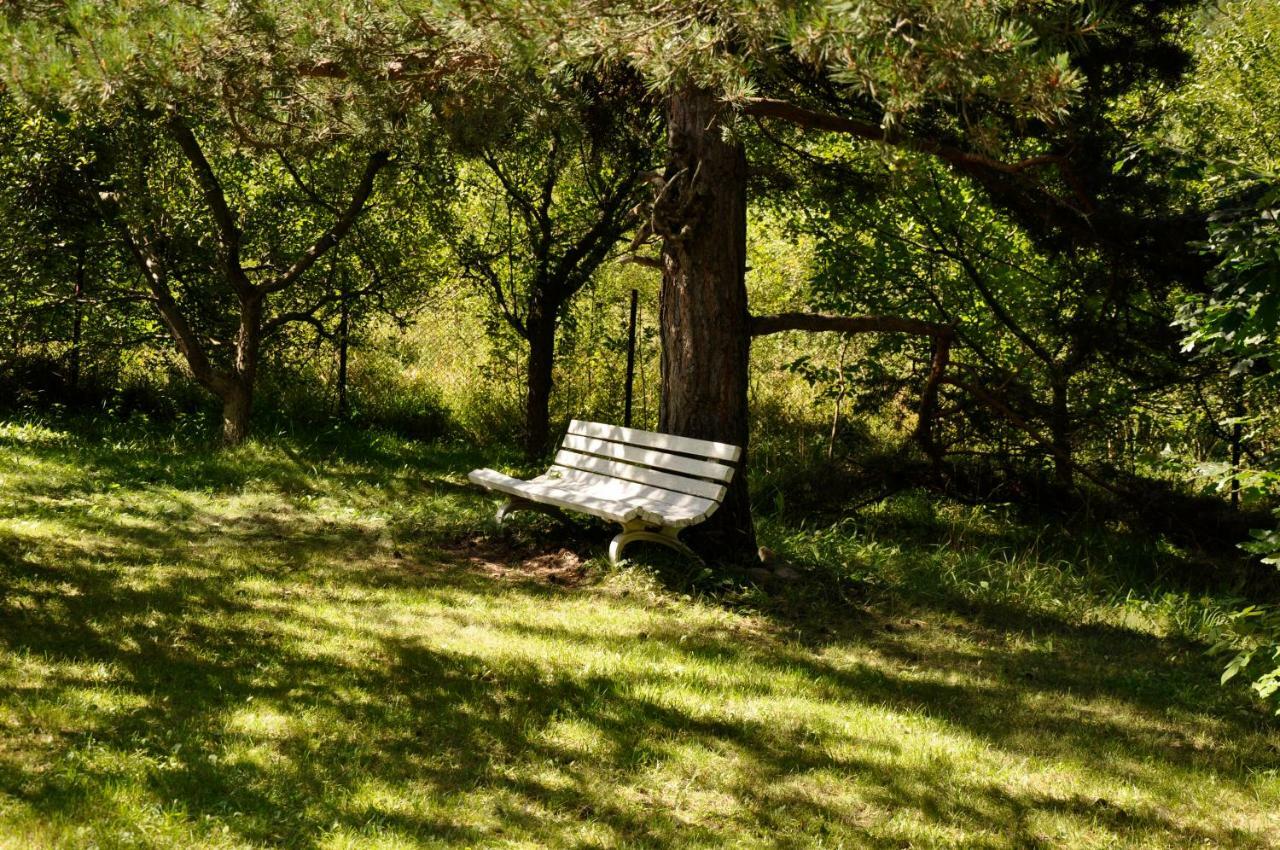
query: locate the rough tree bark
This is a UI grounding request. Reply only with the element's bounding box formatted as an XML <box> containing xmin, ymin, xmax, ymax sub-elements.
<box><xmin>220</xmin><ymin>379</ymin><xmax>253</xmax><ymax>446</ymax></box>
<box><xmin>658</xmin><ymin>88</ymin><xmax>756</xmax><ymax>560</ymax></box>
<box><xmin>222</xmin><ymin>292</ymin><xmax>263</xmax><ymax>445</ymax></box>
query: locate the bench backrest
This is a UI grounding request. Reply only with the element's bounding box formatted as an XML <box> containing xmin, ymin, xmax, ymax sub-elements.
<box><xmin>551</xmin><ymin>419</ymin><xmax>741</xmax><ymax>503</ymax></box>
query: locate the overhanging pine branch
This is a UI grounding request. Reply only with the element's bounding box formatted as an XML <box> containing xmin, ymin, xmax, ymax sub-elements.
<box><xmin>295</xmin><ymin>47</ymin><xmax>489</xmax><ymax>83</ymax></box>
<box><xmin>738</xmin><ymin>97</ymin><xmax>1065</xmax><ymax>178</ymax></box>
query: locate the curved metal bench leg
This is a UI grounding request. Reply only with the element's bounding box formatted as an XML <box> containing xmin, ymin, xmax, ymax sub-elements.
<box><xmin>496</xmin><ymin>496</ymin><xmax>570</xmax><ymax>526</ymax></box>
<box><xmin>609</xmin><ymin>522</ymin><xmax>701</xmax><ymax>565</ymax></box>
<box><xmin>495</xmin><ymin>497</ymin><xmax>522</xmax><ymax>524</ymax></box>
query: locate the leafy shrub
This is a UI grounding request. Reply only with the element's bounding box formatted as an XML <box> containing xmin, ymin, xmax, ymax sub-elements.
<box><xmin>1210</xmin><ymin>526</ymin><xmax>1280</xmax><ymax>712</ymax></box>
<box><xmin>1178</xmin><ymin>463</ymin><xmax>1280</xmax><ymax>712</ymax></box>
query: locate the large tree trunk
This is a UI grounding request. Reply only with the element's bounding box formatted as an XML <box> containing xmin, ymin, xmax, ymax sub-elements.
<box><xmin>221</xmin><ymin>379</ymin><xmax>253</xmax><ymax>446</ymax></box>
<box><xmin>659</xmin><ymin>89</ymin><xmax>756</xmax><ymax>561</ymax></box>
<box><xmin>524</xmin><ymin>298</ymin><xmax>557</xmax><ymax>459</ymax></box>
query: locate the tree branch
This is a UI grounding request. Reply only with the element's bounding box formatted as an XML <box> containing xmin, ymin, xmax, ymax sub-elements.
<box><xmin>166</xmin><ymin>110</ymin><xmax>252</xmax><ymax>295</ymax></box>
<box><xmin>261</xmin><ymin>275</ymin><xmax>382</xmax><ymax>339</ymax></box>
<box><xmin>277</xmin><ymin>151</ymin><xmax>339</xmax><ymax>213</ymax></box>
<box><xmin>457</xmin><ymin>250</ymin><xmax>528</xmax><ymax>338</ymax></box>
<box><xmin>618</xmin><ymin>252</ymin><xmax>663</xmax><ymax>269</ymax></box>
<box><xmin>480</xmin><ymin>150</ymin><xmax>540</xmax><ymax>237</ymax></box>
<box><xmin>748</xmin><ymin>311</ymin><xmax>956</xmax><ymax>463</ymax></box>
<box><xmin>294</xmin><ymin>45</ymin><xmax>490</xmax><ymax>84</ymax></box>
<box><xmin>749</xmin><ymin>312</ymin><xmax>954</xmax><ymax>339</ymax></box>
<box><xmin>264</xmin><ymin>150</ymin><xmax>390</xmax><ymax>293</ymax></box>
<box><xmin>263</xmin><ymin>309</ymin><xmax>334</xmax><ymax>342</ymax></box>
<box><xmin>918</xmin><ymin>203</ymin><xmax>1056</xmax><ymax>366</ymax></box>
<box><xmin>548</xmin><ymin>172</ymin><xmax>641</xmax><ymax>298</ymax></box>
<box><xmin>115</xmin><ymin>221</ymin><xmax>227</xmax><ymax>393</ymax></box>
<box><xmin>738</xmin><ymin>98</ymin><xmax>1065</xmax><ymax>178</ymax></box>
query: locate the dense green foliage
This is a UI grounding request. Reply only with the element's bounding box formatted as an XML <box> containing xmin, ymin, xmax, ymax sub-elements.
<box><xmin>1162</xmin><ymin>0</ymin><xmax>1280</xmax><ymax>716</ymax></box>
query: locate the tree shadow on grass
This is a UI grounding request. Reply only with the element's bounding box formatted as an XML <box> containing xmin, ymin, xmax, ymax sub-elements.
<box><xmin>0</xmin><ymin>433</ymin><xmax>1277</xmax><ymax>848</ymax></box>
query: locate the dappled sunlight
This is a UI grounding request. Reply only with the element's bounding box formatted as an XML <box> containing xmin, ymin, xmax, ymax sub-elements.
<box><xmin>0</xmin><ymin>433</ymin><xmax>1276</xmax><ymax>847</ymax></box>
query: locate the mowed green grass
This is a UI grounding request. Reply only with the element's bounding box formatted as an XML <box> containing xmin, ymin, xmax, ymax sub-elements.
<box><xmin>0</xmin><ymin>420</ymin><xmax>1277</xmax><ymax>849</ymax></box>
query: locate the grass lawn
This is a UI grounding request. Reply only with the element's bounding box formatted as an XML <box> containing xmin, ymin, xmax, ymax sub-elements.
<box><xmin>0</xmin><ymin>419</ymin><xmax>1277</xmax><ymax>849</ymax></box>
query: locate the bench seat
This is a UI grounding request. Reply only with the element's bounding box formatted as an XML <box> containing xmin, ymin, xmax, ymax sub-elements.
<box><xmin>467</xmin><ymin>467</ymin><xmax>719</xmax><ymax>528</ymax></box>
<box><xmin>468</xmin><ymin>419</ymin><xmax>742</xmax><ymax>563</ymax></box>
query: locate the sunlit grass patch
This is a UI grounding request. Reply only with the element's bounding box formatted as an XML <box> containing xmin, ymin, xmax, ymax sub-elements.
<box><xmin>0</xmin><ymin>421</ymin><xmax>1276</xmax><ymax>848</ymax></box>
<box><xmin>0</xmin><ymin>421</ymin><xmax>74</xmax><ymax>447</ymax></box>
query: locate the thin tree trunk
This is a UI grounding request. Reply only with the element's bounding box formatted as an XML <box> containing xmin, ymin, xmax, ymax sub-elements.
<box><xmin>1231</xmin><ymin>376</ymin><xmax>1244</xmax><ymax>510</ymax></box>
<box><xmin>1049</xmin><ymin>374</ymin><xmax>1074</xmax><ymax>487</ymax></box>
<box><xmin>659</xmin><ymin>88</ymin><xmax>756</xmax><ymax>561</ymax></box>
<box><xmin>915</xmin><ymin>332</ymin><xmax>953</xmax><ymax>471</ymax></box>
<box><xmin>336</xmin><ymin>277</ymin><xmax>351</xmax><ymax>418</ymax></box>
<box><xmin>69</xmin><ymin>246</ymin><xmax>85</xmax><ymax>390</ymax></box>
<box><xmin>524</xmin><ymin>298</ymin><xmax>557</xmax><ymax>459</ymax></box>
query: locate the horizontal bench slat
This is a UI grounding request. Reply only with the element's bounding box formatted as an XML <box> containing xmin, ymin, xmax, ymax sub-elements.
<box><xmin>468</xmin><ymin>468</ymin><xmax>638</xmax><ymax>523</ymax></box>
<box><xmin>561</xmin><ymin>434</ymin><xmax>735</xmax><ymax>483</ymax></box>
<box><xmin>470</xmin><ymin>468</ymin><xmax>718</xmax><ymax>527</ymax></box>
<box><xmin>553</xmin><ymin>450</ymin><xmax>727</xmax><ymax>501</ymax></box>
<box><xmin>569</xmin><ymin>419</ymin><xmax>741</xmax><ymax>462</ymax></box>
<box><xmin>547</xmin><ymin>468</ymin><xmax>717</xmax><ymax>526</ymax></box>
<box><xmin>470</xmin><ymin>421</ymin><xmax>744</xmax><ymax>553</ymax></box>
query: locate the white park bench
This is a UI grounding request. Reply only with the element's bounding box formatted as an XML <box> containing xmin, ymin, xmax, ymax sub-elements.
<box><xmin>468</xmin><ymin>419</ymin><xmax>741</xmax><ymax>564</ymax></box>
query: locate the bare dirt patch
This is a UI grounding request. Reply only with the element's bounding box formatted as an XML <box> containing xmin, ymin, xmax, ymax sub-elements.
<box><xmin>439</xmin><ymin>535</ymin><xmax>592</xmax><ymax>587</ymax></box>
